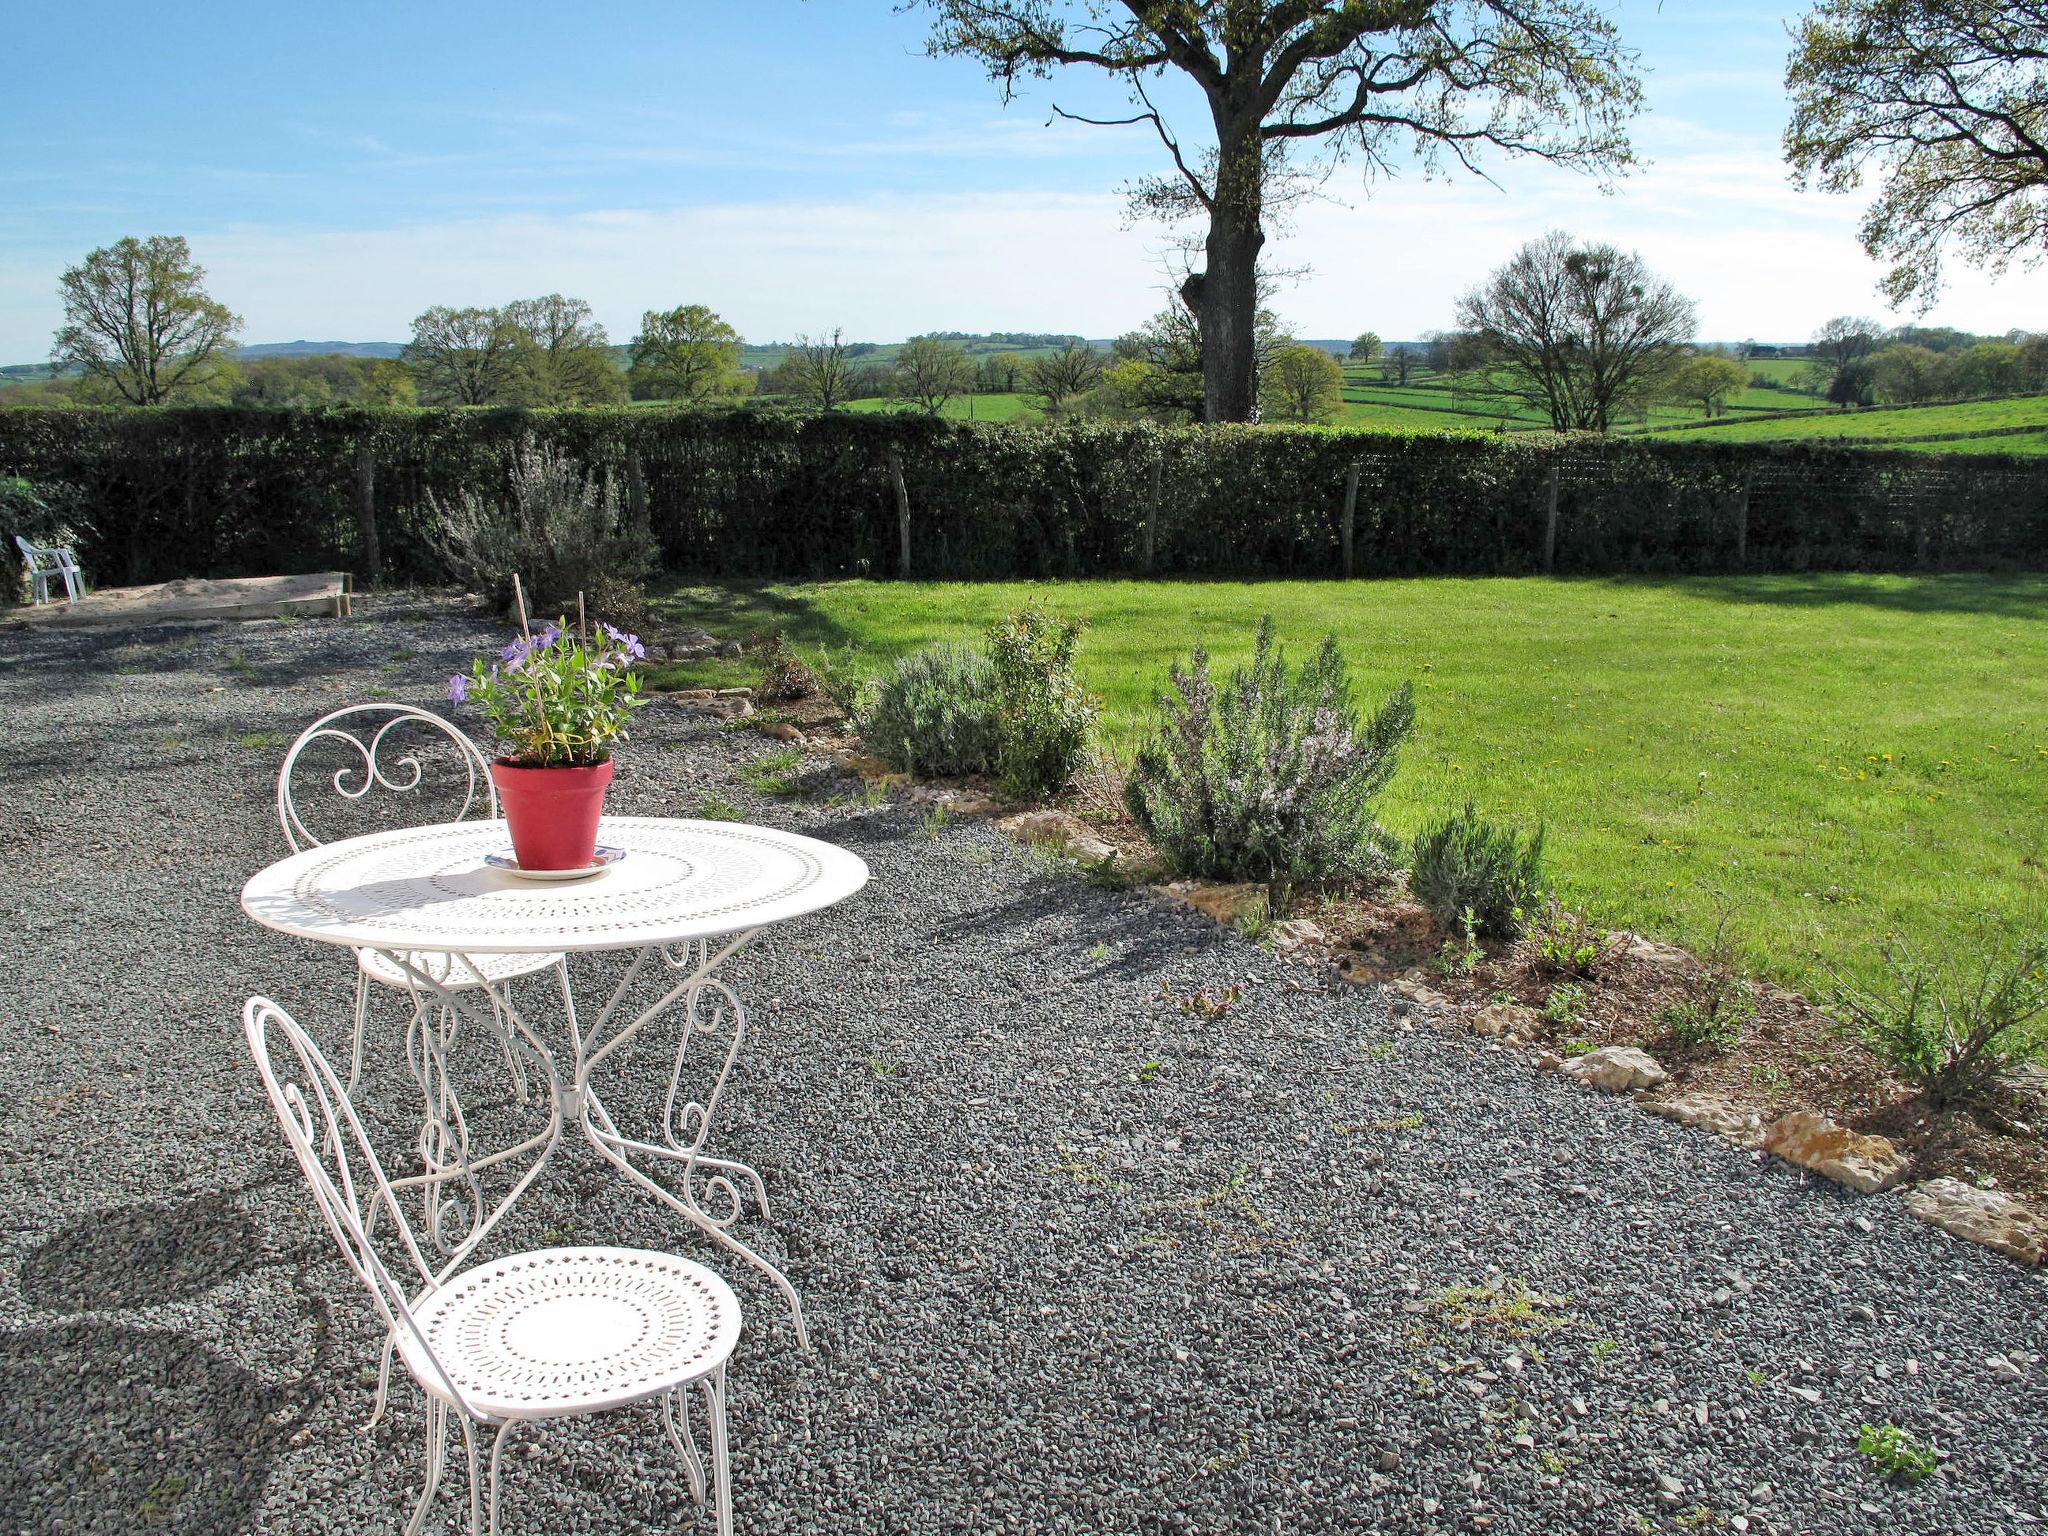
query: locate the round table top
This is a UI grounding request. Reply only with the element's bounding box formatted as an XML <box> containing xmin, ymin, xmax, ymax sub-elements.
<box><xmin>240</xmin><ymin>816</ymin><xmax>870</xmax><ymax>955</ymax></box>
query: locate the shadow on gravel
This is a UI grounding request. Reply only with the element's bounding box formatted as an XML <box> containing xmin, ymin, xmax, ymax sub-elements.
<box><xmin>0</xmin><ymin>1322</ymin><xmax>288</xmax><ymax>1535</ymax></box>
<box><xmin>19</xmin><ymin>1192</ymin><xmax>262</xmax><ymax>1312</ymax></box>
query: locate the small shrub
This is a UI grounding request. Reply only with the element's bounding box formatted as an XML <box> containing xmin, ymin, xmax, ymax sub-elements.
<box><xmin>752</xmin><ymin>631</ymin><xmax>819</xmax><ymax>703</ymax></box>
<box><xmin>1541</xmin><ymin>982</ymin><xmax>1588</xmax><ymax>1028</ymax></box>
<box><xmin>428</xmin><ymin>435</ymin><xmax>654</xmax><ymax>615</ymax></box>
<box><xmin>1524</xmin><ymin>895</ymin><xmax>1610</xmax><ymax>977</ymax></box>
<box><xmin>1409</xmin><ymin>800</ymin><xmax>1546</xmax><ymax>940</ymax></box>
<box><xmin>986</xmin><ymin>605</ymin><xmax>1097</xmax><ymax>800</ymax></box>
<box><xmin>1857</xmin><ymin>1423</ymin><xmax>1936</xmax><ymax>1484</ymax></box>
<box><xmin>1660</xmin><ymin>900</ymin><xmax>1755</xmax><ymax>1050</ymax></box>
<box><xmin>1825</xmin><ymin>924</ymin><xmax>2048</xmax><ymax>1104</ymax></box>
<box><xmin>739</xmin><ymin>746</ymin><xmax>805</xmax><ymax>796</ymax></box>
<box><xmin>1123</xmin><ymin>616</ymin><xmax>1413</xmax><ymax>901</ymax></box>
<box><xmin>810</xmin><ymin>642</ymin><xmax>868</xmax><ymax>716</ymax></box>
<box><xmin>856</xmin><ymin>642</ymin><xmax>1000</xmax><ymax>778</ymax></box>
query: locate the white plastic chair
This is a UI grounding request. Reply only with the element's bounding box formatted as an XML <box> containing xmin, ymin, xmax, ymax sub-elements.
<box><xmin>15</xmin><ymin>534</ymin><xmax>83</xmax><ymax>604</ymax></box>
<box><xmin>245</xmin><ymin>997</ymin><xmax>743</xmax><ymax>1536</ymax></box>
<box><xmin>276</xmin><ymin>704</ymin><xmax>567</xmax><ymax>1096</ymax></box>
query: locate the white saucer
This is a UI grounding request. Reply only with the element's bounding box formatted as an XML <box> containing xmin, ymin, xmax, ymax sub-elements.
<box><xmin>484</xmin><ymin>845</ymin><xmax>628</xmax><ymax>882</ymax></box>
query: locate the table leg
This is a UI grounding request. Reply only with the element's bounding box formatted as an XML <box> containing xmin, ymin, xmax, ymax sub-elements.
<box><xmin>567</xmin><ymin>938</ymin><xmax>811</xmax><ymax>1350</ymax></box>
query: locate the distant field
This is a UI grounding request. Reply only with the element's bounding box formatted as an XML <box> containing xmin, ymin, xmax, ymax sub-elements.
<box><xmin>1651</xmin><ymin>395</ymin><xmax>2048</xmax><ymax>447</ymax></box>
<box><xmin>846</xmin><ymin>392</ymin><xmax>1041</xmax><ymax>422</ymax></box>
<box><xmin>643</xmin><ymin>574</ymin><xmax>2048</xmax><ymax>989</ymax></box>
<box><xmin>1335</xmin><ymin>361</ymin><xmax>1829</xmax><ymax>437</ymax></box>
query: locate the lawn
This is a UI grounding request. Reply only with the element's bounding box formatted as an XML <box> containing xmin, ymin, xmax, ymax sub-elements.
<box><xmin>845</xmin><ymin>391</ymin><xmax>1041</xmax><ymax>422</ymax></box>
<box><xmin>645</xmin><ymin>574</ymin><xmax>2048</xmax><ymax>988</ymax></box>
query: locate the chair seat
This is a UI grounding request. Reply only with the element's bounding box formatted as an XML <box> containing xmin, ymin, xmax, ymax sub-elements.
<box><xmin>397</xmin><ymin>1248</ymin><xmax>742</xmax><ymax>1422</ymax></box>
<box><xmin>354</xmin><ymin>946</ymin><xmax>562</xmax><ymax>991</ymax></box>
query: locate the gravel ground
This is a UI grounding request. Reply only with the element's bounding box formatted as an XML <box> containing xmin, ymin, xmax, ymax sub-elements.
<box><xmin>1</xmin><ymin>596</ymin><xmax>2045</xmax><ymax>1536</ymax></box>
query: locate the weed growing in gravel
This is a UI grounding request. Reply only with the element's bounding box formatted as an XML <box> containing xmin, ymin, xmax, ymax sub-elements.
<box><xmin>1236</xmin><ymin>907</ymin><xmax>1272</xmax><ymax>945</ymax></box>
<box><xmin>861</xmin><ymin>777</ymin><xmax>890</xmax><ymax>808</ymax></box>
<box><xmin>1088</xmin><ymin>941</ymin><xmax>1110</xmax><ymax>964</ymax></box>
<box><xmin>1537</xmin><ymin>1448</ymin><xmax>1580</xmax><ymax>1476</ymax></box>
<box><xmin>223</xmin><ymin>650</ymin><xmax>257</xmax><ymax>682</ymax></box>
<box><xmin>699</xmin><ymin>793</ymin><xmax>742</xmax><ymax>821</ymax></box>
<box><xmin>159</xmin><ymin>730</ymin><xmax>190</xmax><ymax>752</ymax></box>
<box><xmin>740</xmin><ymin>747</ymin><xmax>806</xmax><ymax>796</ymax></box>
<box><xmin>1043</xmin><ymin>1143</ymin><xmax>1125</xmax><ymax>1189</ymax></box>
<box><xmin>137</xmin><ymin>1472</ymin><xmax>189</xmax><ymax>1522</ymax></box>
<box><xmin>363</xmin><ymin>686</ymin><xmax>392</xmax><ymax>700</ymax></box>
<box><xmin>865</xmin><ymin>1054</ymin><xmax>901</xmax><ymax>1079</ymax></box>
<box><xmin>1201</xmin><ymin>1430</ymin><xmax>1252</xmax><ymax>1475</ymax></box>
<box><xmin>1156</xmin><ymin>978</ymin><xmax>1242</xmax><ymax>1019</ymax></box>
<box><xmin>1541</xmin><ymin>983</ymin><xmax>1588</xmax><ymax>1028</ymax></box>
<box><xmin>1857</xmin><ymin>1423</ymin><xmax>1937</xmax><ymax>1484</ymax></box>
<box><xmin>1133</xmin><ymin>1060</ymin><xmax>1161</xmax><ymax>1084</ymax></box>
<box><xmin>1429</xmin><ymin>1278</ymin><xmax>1573</xmax><ymax>1341</ymax></box>
<box><xmin>955</xmin><ymin>842</ymin><xmax>993</xmax><ymax>867</ymax></box>
<box><xmin>1335</xmin><ymin>1113</ymin><xmax>1423</xmax><ymax>1133</ymax></box>
<box><xmin>1144</xmin><ymin>1164</ymin><xmax>1271</xmax><ymax>1236</ymax></box>
<box><xmin>1363</xmin><ymin>1039</ymin><xmax>1398</xmax><ymax>1060</ymax></box>
<box><xmin>1590</xmin><ymin>1338</ymin><xmax>1619</xmax><ymax>1369</ymax></box>
<box><xmin>229</xmin><ymin>731</ymin><xmax>285</xmax><ymax>750</ymax></box>
<box><xmin>1560</xmin><ymin>1038</ymin><xmax>1595</xmax><ymax>1057</ymax></box>
<box><xmin>919</xmin><ymin>803</ymin><xmax>951</xmax><ymax>839</ymax></box>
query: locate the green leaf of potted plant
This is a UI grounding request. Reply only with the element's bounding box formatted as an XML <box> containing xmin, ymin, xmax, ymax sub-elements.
<box><xmin>450</xmin><ymin>620</ymin><xmax>647</xmax><ymax>870</ymax></box>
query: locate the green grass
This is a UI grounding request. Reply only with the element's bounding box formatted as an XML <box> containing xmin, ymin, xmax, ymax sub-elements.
<box><xmin>846</xmin><ymin>391</ymin><xmax>1042</xmax><ymax>422</ymax></box>
<box><xmin>648</xmin><ymin>575</ymin><xmax>2048</xmax><ymax>985</ymax></box>
<box><xmin>1649</xmin><ymin>395</ymin><xmax>2048</xmax><ymax>446</ymax></box>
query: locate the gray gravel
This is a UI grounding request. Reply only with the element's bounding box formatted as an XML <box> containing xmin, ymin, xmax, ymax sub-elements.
<box><xmin>2</xmin><ymin>596</ymin><xmax>2045</xmax><ymax>1536</ymax></box>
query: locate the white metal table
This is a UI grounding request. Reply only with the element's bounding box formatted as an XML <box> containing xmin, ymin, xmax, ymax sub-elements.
<box><xmin>241</xmin><ymin>814</ymin><xmax>869</xmax><ymax>1351</ymax></box>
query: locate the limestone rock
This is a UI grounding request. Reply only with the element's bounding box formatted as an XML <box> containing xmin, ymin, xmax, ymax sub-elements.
<box><xmin>1902</xmin><ymin>1179</ymin><xmax>2048</xmax><ymax>1266</ymax></box>
<box><xmin>1620</xmin><ymin>934</ymin><xmax>1694</xmax><ymax>974</ymax></box>
<box><xmin>715</xmin><ymin>686</ymin><xmax>754</xmax><ymax>698</ymax></box>
<box><xmin>697</xmin><ymin>695</ymin><xmax>754</xmax><ymax>720</ymax></box>
<box><xmin>910</xmin><ymin>784</ymin><xmax>1002</xmax><ymax>818</ymax></box>
<box><xmin>997</xmin><ymin>809</ymin><xmax>1117</xmax><ymax>865</ymax></box>
<box><xmin>762</xmin><ymin>722</ymin><xmax>807</xmax><ymax>744</ymax></box>
<box><xmin>1387</xmin><ymin>976</ymin><xmax>1451</xmax><ymax>1014</ymax></box>
<box><xmin>1158</xmin><ymin>880</ymin><xmax>1269</xmax><ymax>926</ymax></box>
<box><xmin>1762</xmin><ymin>1111</ymin><xmax>1909</xmax><ymax>1195</ymax></box>
<box><xmin>1269</xmin><ymin>918</ymin><xmax>1327</xmax><ymax>954</ymax></box>
<box><xmin>1564</xmin><ymin>1046</ymin><xmax>1669</xmax><ymax>1094</ymax></box>
<box><xmin>1471</xmin><ymin>1003</ymin><xmax>1538</xmax><ymax>1039</ymax></box>
<box><xmin>1646</xmin><ymin>1094</ymin><xmax>1766</xmax><ymax>1149</ymax></box>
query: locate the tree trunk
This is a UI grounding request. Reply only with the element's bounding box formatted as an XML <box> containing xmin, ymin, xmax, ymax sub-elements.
<box><xmin>1188</xmin><ymin>126</ymin><xmax>1265</xmax><ymax>424</ymax></box>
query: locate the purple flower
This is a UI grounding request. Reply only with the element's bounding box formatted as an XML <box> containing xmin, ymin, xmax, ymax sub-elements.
<box><xmin>536</xmin><ymin>623</ymin><xmax>562</xmax><ymax>649</ymax></box>
<box><xmin>499</xmin><ymin>638</ymin><xmax>529</xmax><ymax>664</ymax></box>
<box><xmin>447</xmin><ymin>672</ymin><xmax>470</xmax><ymax>704</ymax></box>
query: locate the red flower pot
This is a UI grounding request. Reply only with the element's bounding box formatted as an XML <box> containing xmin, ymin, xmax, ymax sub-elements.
<box><xmin>490</xmin><ymin>758</ymin><xmax>614</xmax><ymax>871</ymax></box>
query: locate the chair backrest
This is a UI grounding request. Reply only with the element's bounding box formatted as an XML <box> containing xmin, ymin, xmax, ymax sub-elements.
<box><xmin>14</xmin><ymin>534</ymin><xmax>75</xmax><ymax>570</ymax></box>
<box><xmin>277</xmin><ymin>704</ymin><xmax>496</xmax><ymax>853</ymax></box>
<box><xmin>242</xmin><ymin>996</ymin><xmax>480</xmax><ymax>1419</ymax></box>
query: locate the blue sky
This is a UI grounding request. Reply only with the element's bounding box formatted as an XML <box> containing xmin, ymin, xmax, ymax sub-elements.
<box><xmin>0</xmin><ymin>1</ymin><xmax>2038</xmax><ymax>359</ymax></box>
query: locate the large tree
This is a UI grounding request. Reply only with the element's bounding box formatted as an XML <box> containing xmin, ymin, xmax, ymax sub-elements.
<box><xmin>1786</xmin><ymin>1</ymin><xmax>2048</xmax><ymax>310</ymax></box>
<box><xmin>629</xmin><ymin>304</ymin><xmax>743</xmax><ymax>402</ymax></box>
<box><xmin>507</xmin><ymin>294</ymin><xmax>625</xmax><ymax>404</ymax></box>
<box><xmin>786</xmin><ymin>329</ymin><xmax>856</xmax><ymax>409</ymax></box>
<box><xmin>921</xmin><ymin>2</ymin><xmax>1641</xmax><ymax>423</ymax></box>
<box><xmin>1668</xmin><ymin>353</ymin><xmax>1749</xmax><ymax>418</ymax></box>
<box><xmin>404</xmin><ymin>306</ymin><xmax>527</xmax><ymax>405</ymax></box>
<box><xmin>1027</xmin><ymin>338</ymin><xmax>1105</xmax><ymax>413</ymax></box>
<box><xmin>53</xmin><ymin>236</ymin><xmax>241</xmax><ymax>405</ymax></box>
<box><xmin>1261</xmin><ymin>343</ymin><xmax>1345</xmax><ymax>422</ymax></box>
<box><xmin>891</xmin><ymin>336</ymin><xmax>977</xmax><ymax>414</ymax></box>
<box><xmin>1454</xmin><ymin>230</ymin><xmax>1695</xmax><ymax>432</ymax></box>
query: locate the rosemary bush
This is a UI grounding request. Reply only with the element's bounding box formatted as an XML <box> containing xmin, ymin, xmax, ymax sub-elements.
<box><xmin>1123</xmin><ymin>616</ymin><xmax>1414</xmax><ymax>900</ymax></box>
<box><xmin>1826</xmin><ymin>925</ymin><xmax>2048</xmax><ymax>1103</ymax></box>
<box><xmin>1409</xmin><ymin>801</ymin><xmax>1547</xmax><ymax>940</ymax></box>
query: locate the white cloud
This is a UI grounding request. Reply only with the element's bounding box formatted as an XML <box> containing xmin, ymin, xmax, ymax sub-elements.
<box><xmin>1</xmin><ymin>145</ymin><xmax>2041</xmax><ymax>359</ymax></box>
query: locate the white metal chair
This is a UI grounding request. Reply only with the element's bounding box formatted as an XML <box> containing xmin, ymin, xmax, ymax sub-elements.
<box><xmin>245</xmin><ymin>997</ymin><xmax>743</xmax><ymax>1536</ymax></box>
<box><xmin>277</xmin><ymin>704</ymin><xmax>567</xmax><ymax>1097</ymax></box>
<box><xmin>15</xmin><ymin>533</ymin><xmax>84</xmax><ymax>605</ymax></box>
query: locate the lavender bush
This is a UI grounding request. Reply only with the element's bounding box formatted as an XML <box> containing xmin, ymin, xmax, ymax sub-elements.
<box><xmin>1123</xmin><ymin>617</ymin><xmax>1413</xmax><ymax>900</ymax></box>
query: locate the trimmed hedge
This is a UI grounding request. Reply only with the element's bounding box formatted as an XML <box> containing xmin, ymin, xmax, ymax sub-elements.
<box><xmin>1</xmin><ymin>404</ymin><xmax>2044</xmax><ymax>588</ymax></box>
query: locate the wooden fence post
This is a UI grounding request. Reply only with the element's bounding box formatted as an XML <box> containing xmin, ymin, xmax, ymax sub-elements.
<box><xmin>887</xmin><ymin>448</ymin><xmax>912</xmax><ymax>577</ymax></box>
<box><xmin>1542</xmin><ymin>463</ymin><xmax>1561</xmax><ymax>573</ymax></box>
<box><xmin>1341</xmin><ymin>460</ymin><xmax>1362</xmax><ymax>580</ymax></box>
<box><xmin>1143</xmin><ymin>455</ymin><xmax>1162</xmax><ymax>575</ymax></box>
<box><xmin>1734</xmin><ymin>463</ymin><xmax>1753</xmax><ymax>568</ymax></box>
<box><xmin>353</xmin><ymin>442</ymin><xmax>380</xmax><ymax>589</ymax></box>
